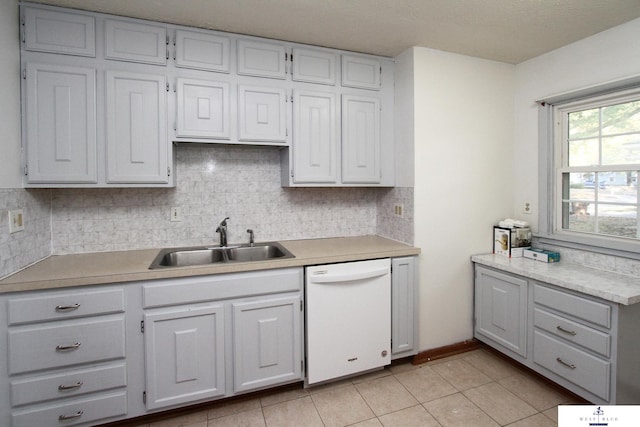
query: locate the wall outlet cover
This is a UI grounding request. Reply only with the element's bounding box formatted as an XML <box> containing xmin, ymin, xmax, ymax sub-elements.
<box><xmin>9</xmin><ymin>209</ymin><xmax>24</xmax><ymax>233</ymax></box>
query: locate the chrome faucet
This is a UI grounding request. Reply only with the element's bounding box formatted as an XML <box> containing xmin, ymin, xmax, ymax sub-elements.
<box><xmin>247</xmin><ymin>229</ymin><xmax>255</xmax><ymax>247</ymax></box>
<box><xmin>216</xmin><ymin>217</ymin><xmax>229</xmax><ymax>247</ymax></box>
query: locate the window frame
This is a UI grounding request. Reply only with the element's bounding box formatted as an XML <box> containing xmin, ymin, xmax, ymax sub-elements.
<box><xmin>538</xmin><ymin>80</ymin><xmax>640</xmax><ymax>258</ymax></box>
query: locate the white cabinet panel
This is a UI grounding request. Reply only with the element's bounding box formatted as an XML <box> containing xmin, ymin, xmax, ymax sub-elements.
<box><xmin>237</xmin><ymin>40</ymin><xmax>286</xmax><ymax>79</ymax></box>
<box><xmin>341</xmin><ymin>94</ymin><xmax>381</xmax><ymax>183</ymax></box>
<box><xmin>23</xmin><ymin>7</ymin><xmax>95</xmax><ymax>57</ymax></box>
<box><xmin>292</xmin><ymin>90</ymin><xmax>337</xmax><ymax>183</ymax></box>
<box><xmin>391</xmin><ymin>257</ymin><xmax>418</xmax><ymax>358</ymax></box>
<box><xmin>238</xmin><ymin>85</ymin><xmax>287</xmax><ymax>143</ymax></box>
<box><xmin>232</xmin><ymin>296</ymin><xmax>302</xmax><ymax>392</ymax></box>
<box><xmin>144</xmin><ymin>304</ymin><xmax>225</xmax><ymax>410</ymax></box>
<box><xmin>105</xmin><ymin>71</ymin><xmax>168</xmax><ymax>183</ymax></box>
<box><xmin>175</xmin><ymin>30</ymin><xmax>230</xmax><ymax>73</ymax></box>
<box><xmin>292</xmin><ymin>48</ymin><xmax>336</xmax><ymax>85</ymax></box>
<box><xmin>341</xmin><ymin>55</ymin><xmax>381</xmax><ymax>90</ymax></box>
<box><xmin>105</xmin><ymin>19</ymin><xmax>167</xmax><ymax>65</ymax></box>
<box><xmin>25</xmin><ymin>63</ymin><xmax>97</xmax><ymax>184</ymax></box>
<box><xmin>176</xmin><ymin>78</ymin><xmax>230</xmax><ymax>139</ymax></box>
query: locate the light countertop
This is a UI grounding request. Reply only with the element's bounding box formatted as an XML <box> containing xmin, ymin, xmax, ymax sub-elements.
<box><xmin>472</xmin><ymin>254</ymin><xmax>640</xmax><ymax>305</ymax></box>
<box><xmin>0</xmin><ymin>236</ymin><xmax>420</xmax><ymax>293</ymax></box>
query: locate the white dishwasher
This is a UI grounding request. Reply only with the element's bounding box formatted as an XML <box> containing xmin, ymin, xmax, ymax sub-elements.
<box><xmin>305</xmin><ymin>258</ymin><xmax>391</xmax><ymax>385</ymax></box>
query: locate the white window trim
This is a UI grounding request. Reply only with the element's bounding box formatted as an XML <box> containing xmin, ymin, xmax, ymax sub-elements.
<box><xmin>537</xmin><ymin>77</ymin><xmax>640</xmax><ymax>259</ymax></box>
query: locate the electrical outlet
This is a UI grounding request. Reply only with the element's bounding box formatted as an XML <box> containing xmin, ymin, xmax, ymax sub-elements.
<box><xmin>394</xmin><ymin>204</ymin><xmax>404</xmax><ymax>218</ymax></box>
<box><xmin>523</xmin><ymin>201</ymin><xmax>532</xmax><ymax>214</ymax></box>
<box><xmin>8</xmin><ymin>209</ymin><xmax>24</xmax><ymax>233</ymax></box>
<box><xmin>170</xmin><ymin>207</ymin><xmax>182</xmax><ymax>222</ymax></box>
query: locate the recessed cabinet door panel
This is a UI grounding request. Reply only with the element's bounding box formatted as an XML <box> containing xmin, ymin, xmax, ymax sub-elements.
<box><xmin>105</xmin><ymin>71</ymin><xmax>168</xmax><ymax>183</ymax></box>
<box><xmin>23</xmin><ymin>7</ymin><xmax>96</xmax><ymax>57</ymax></box>
<box><xmin>25</xmin><ymin>63</ymin><xmax>97</xmax><ymax>183</ymax></box>
<box><xmin>292</xmin><ymin>90</ymin><xmax>337</xmax><ymax>183</ymax></box>
<box><xmin>238</xmin><ymin>85</ymin><xmax>287</xmax><ymax>143</ymax></box>
<box><xmin>237</xmin><ymin>40</ymin><xmax>286</xmax><ymax>79</ymax></box>
<box><xmin>292</xmin><ymin>48</ymin><xmax>336</xmax><ymax>85</ymax></box>
<box><xmin>341</xmin><ymin>55</ymin><xmax>381</xmax><ymax>90</ymax></box>
<box><xmin>341</xmin><ymin>94</ymin><xmax>381</xmax><ymax>183</ymax></box>
<box><xmin>105</xmin><ymin>19</ymin><xmax>167</xmax><ymax>65</ymax></box>
<box><xmin>144</xmin><ymin>305</ymin><xmax>225</xmax><ymax>410</ymax></box>
<box><xmin>232</xmin><ymin>296</ymin><xmax>302</xmax><ymax>393</ymax></box>
<box><xmin>175</xmin><ymin>30</ymin><xmax>230</xmax><ymax>73</ymax></box>
<box><xmin>391</xmin><ymin>257</ymin><xmax>417</xmax><ymax>357</ymax></box>
<box><xmin>176</xmin><ymin>78</ymin><xmax>230</xmax><ymax>139</ymax></box>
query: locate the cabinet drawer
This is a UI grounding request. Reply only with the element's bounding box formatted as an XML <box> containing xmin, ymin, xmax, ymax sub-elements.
<box><xmin>12</xmin><ymin>391</ymin><xmax>127</xmax><ymax>427</ymax></box>
<box><xmin>105</xmin><ymin>19</ymin><xmax>167</xmax><ymax>65</ymax></box>
<box><xmin>534</xmin><ymin>284</ymin><xmax>611</xmax><ymax>328</ymax></box>
<box><xmin>11</xmin><ymin>363</ymin><xmax>126</xmax><ymax>407</ymax></box>
<box><xmin>8</xmin><ymin>288</ymin><xmax>124</xmax><ymax>325</ymax></box>
<box><xmin>8</xmin><ymin>317</ymin><xmax>125</xmax><ymax>374</ymax></box>
<box><xmin>533</xmin><ymin>331</ymin><xmax>610</xmax><ymax>401</ymax></box>
<box><xmin>23</xmin><ymin>7</ymin><xmax>96</xmax><ymax>57</ymax></box>
<box><xmin>534</xmin><ymin>308</ymin><xmax>611</xmax><ymax>358</ymax></box>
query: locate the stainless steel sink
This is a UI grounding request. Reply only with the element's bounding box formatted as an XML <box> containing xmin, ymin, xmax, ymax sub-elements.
<box><xmin>149</xmin><ymin>242</ymin><xmax>295</xmax><ymax>269</ymax></box>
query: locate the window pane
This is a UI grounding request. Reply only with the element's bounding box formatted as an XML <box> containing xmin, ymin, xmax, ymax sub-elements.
<box><xmin>568</xmin><ymin>138</ymin><xmax>599</xmax><ymax>166</ymax></box>
<box><xmin>601</xmin><ymin>100</ymin><xmax>640</xmax><ymax>135</ymax></box>
<box><xmin>602</xmin><ymin>134</ymin><xmax>640</xmax><ymax>165</ymax></box>
<box><xmin>568</xmin><ymin>108</ymin><xmax>599</xmax><ymax>139</ymax></box>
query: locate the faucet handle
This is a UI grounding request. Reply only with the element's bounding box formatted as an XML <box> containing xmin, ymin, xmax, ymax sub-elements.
<box><xmin>246</xmin><ymin>229</ymin><xmax>255</xmax><ymax>246</ymax></box>
<box><xmin>217</xmin><ymin>217</ymin><xmax>229</xmax><ymax>230</ymax></box>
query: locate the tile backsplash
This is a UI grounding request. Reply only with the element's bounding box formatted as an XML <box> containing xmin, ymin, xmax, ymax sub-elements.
<box><xmin>1</xmin><ymin>145</ymin><xmax>413</xmax><ymax>278</ymax></box>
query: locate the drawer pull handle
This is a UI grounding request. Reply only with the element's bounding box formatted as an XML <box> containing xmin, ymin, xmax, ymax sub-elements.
<box><xmin>58</xmin><ymin>381</ymin><xmax>83</xmax><ymax>391</ymax></box>
<box><xmin>556</xmin><ymin>357</ymin><xmax>576</xmax><ymax>369</ymax></box>
<box><xmin>59</xmin><ymin>410</ymin><xmax>83</xmax><ymax>421</ymax></box>
<box><xmin>56</xmin><ymin>304</ymin><xmax>80</xmax><ymax>312</ymax></box>
<box><xmin>556</xmin><ymin>326</ymin><xmax>577</xmax><ymax>336</ymax></box>
<box><xmin>56</xmin><ymin>342</ymin><xmax>81</xmax><ymax>351</ymax></box>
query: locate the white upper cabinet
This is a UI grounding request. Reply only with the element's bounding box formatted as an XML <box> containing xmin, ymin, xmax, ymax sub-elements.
<box><xmin>341</xmin><ymin>54</ymin><xmax>381</xmax><ymax>90</ymax></box>
<box><xmin>292</xmin><ymin>90</ymin><xmax>338</xmax><ymax>183</ymax></box>
<box><xmin>105</xmin><ymin>71</ymin><xmax>168</xmax><ymax>183</ymax></box>
<box><xmin>341</xmin><ymin>94</ymin><xmax>381</xmax><ymax>183</ymax></box>
<box><xmin>176</xmin><ymin>77</ymin><xmax>230</xmax><ymax>140</ymax></box>
<box><xmin>292</xmin><ymin>48</ymin><xmax>337</xmax><ymax>86</ymax></box>
<box><xmin>24</xmin><ymin>63</ymin><xmax>97</xmax><ymax>184</ymax></box>
<box><xmin>105</xmin><ymin>19</ymin><xmax>167</xmax><ymax>65</ymax></box>
<box><xmin>237</xmin><ymin>40</ymin><xmax>287</xmax><ymax>79</ymax></box>
<box><xmin>23</xmin><ymin>7</ymin><xmax>95</xmax><ymax>57</ymax></box>
<box><xmin>175</xmin><ymin>30</ymin><xmax>230</xmax><ymax>73</ymax></box>
<box><xmin>238</xmin><ymin>85</ymin><xmax>287</xmax><ymax>143</ymax></box>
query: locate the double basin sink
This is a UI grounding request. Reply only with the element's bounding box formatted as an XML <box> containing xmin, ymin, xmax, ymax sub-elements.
<box><xmin>149</xmin><ymin>242</ymin><xmax>295</xmax><ymax>269</ymax></box>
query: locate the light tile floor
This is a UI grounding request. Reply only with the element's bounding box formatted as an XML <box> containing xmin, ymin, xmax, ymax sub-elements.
<box><xmin>120</xmin><ymin>349</ymin><xmax>584</xmax><ymax>427</ymax></box>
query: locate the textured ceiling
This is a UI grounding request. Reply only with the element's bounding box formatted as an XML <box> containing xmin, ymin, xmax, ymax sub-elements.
<box><xmin>26</xmin><ymin>0</ymin><xmax>640</xmax><ymax>64</ymax></box>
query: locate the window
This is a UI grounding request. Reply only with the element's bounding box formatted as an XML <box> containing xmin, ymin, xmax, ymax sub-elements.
<box><xmin>545</xmin><ymin>87</ymin><xmax>640</xmax><ymax>252</ymax></box>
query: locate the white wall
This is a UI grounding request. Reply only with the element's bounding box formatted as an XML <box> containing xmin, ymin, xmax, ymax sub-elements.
<box><xmin>0</xmin><ymin>0</ymin><xmax>22</xmax><ymax>189</ymax></box>
<box><xmin>411</xmin><ymin>47</ymin><xmax>515</xmax><ymax>350</ymax></box>
<box><xmin>513</xmin><ymin>18</ymin><xmax>640</xmax><ymax>231</ymax></box>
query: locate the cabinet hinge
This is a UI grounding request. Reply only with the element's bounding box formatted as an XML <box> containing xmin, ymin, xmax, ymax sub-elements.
<box><xmin>290</xmin><ymin>169</ymin><xmax>294</xmax><ymax>178</ymax></box>
<box><xmin>300</xmin><ymin>300</ymin><xmax>303</xmax><ymax>311</ymax></box>
<box><xmin>143</xmin><ymin>391</ymin><xmax>147</xmax><ymax>404</ymax></box>
<box><xmin>166</xmin><ymin>82</ymin><xmax>170</xmax><ymax>92</ymax></box>
<box><xmin>140</xmin><ymin>320</ymin><xmax>145</xmax><ymax>333</ymax></box>
<box><xmin>24</xmin><ymin>165</ymin><xmax>28</xmax><ymax>176</ymax></box>
<box><xmin>20</xmin><ymin>14</ymin><xmax>25</xmax><ymax>43</ymax></box>
<box><xmin>167</xmin><ymin>166</ymin><xmax>171</xmax><ymax>177</ymax></box>
<box><xmin>290</xmin><ymin>94</ymin><xmax>293</xmax><ymax>103</ymax></box>
<box><xmin>301</xmin><ymin>359</ymin><xmax>304</xmax><ymax>373</ymax></box>
<box><xmin>22</xmin><ymin>68</ymin><xmax>26</xmax><ymax>79</ymax></box>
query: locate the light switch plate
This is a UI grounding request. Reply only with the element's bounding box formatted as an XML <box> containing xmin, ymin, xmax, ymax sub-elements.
<box><xmin>8</xmin><ymin>209</ymin><xmax>24</xmax><ymax>233</ymax></box>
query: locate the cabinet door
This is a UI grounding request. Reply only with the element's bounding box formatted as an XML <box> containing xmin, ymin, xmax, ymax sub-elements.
<box><xmin>175</xmin><ymin>30</ymin><xmax>230</xmax><ymax>73</ymax></box>
<box><xmin>104</xmin><ymin>19</ymin><xmax>167</xmax><ymax>65</ymax></box>
<box><xmin>23</xmin><ymin>7</ymin><xmax>95</xmax><ymax>57</ymax></box>
<box><xmin>292</xmin><ymin>90</ymin><xmax>338</xmax><ymax>183</ymax></box>
<box><xmin>176</xmin><ymin>78</ymin><xmax>230</xmax><ymax>140</ymax></box>
<box><xmin>391</xmin><ymin>257</ymin><xmax>417</xmax><ymax>358</ymax></box>
<box><xmin>105</xmin><ymin>70</ymin><xmax>168</xmax><ymax>183</ymax></box>
<box><xmin>238</xmin><ymin>85</ymin><xmax>287</xmax><ymax>143</ymax></box>
<box><xmin>341</xmin><ymin>94</ymin><xmax>381</xmax><ymax>183</ymax></box>
<box><xmin>292</xmin><ymin>48</ymin><xmax>337</xmax><ymax>85</ymax></box>
<box><xmin>474</xmin><ymin>266</ymin><xmax>528</xmax><ymax>357</ymax></box>
<box><xmin>237</xmin><ymin>40</ymin><xmax>286</xmax><ymax>79</ymax></box>
<box><xmin>341</xmin><ymin>55</ymin><xmax>381</xmax><ymax>90</ymax></box>
<box><xmin>232</xmin><ymin>295</ymin><xmax>302</xmax><ymax>393</ymax></box>
<box><xmin>25</xmin><ymin>63</ymin><xmax>97</xmax><ymax>184</ymax></box>
<box><xmin>144</xmin><ymin>304</ymin><xmax>225</xmax><ymax>410</ymax></box>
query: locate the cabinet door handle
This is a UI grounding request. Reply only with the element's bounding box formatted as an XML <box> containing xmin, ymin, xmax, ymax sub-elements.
<box><xmin>56</xmin><ymin>342</ymin><xmax>81</xmax><ymax>351</ymax></box>
<box><xmin>556</xmin><ymin>325</ymin><xmax>577</xmax><ymax>336</ymax></box>
<box><xmin>56</xmin><ymin>303</ymin><xmax>80</xmax><ymax>312</ymax></box>
<box><xmin>58</xmin><ymin>381</ymin><xmax>83</xmax><ymax>391</ymax></box>
<box><xmin>59</xmin><ymin>410</ymin><xmax>83</xmax><ymax>421</ymax></box>
<box><xmin>556</xmin><ymin>357</ymin><xmax>576</xmax><ymax>369</ymax></box>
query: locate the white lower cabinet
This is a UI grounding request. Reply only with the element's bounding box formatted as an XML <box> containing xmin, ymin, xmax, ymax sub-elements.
<box><xmin>473</xmin><ymin>263</ymin><xmax>640</xmax><ymax>404</ymax></box>
<box><xmin>391</xmin><ymin>257</ymin><xmax>419</xmax><ymax>359</ymax></box>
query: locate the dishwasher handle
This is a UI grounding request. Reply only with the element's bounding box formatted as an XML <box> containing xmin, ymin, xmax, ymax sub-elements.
<box><xmin>308</xmin><ymin>266</ymin><xmax>389</xmax><ymax>284</ymax></box>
